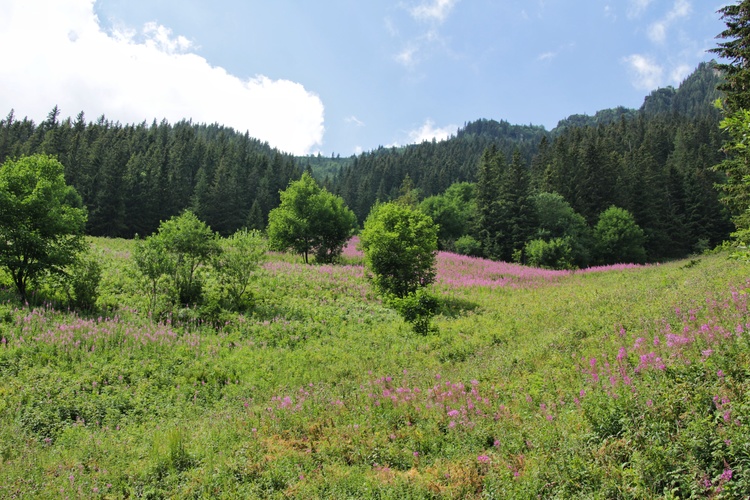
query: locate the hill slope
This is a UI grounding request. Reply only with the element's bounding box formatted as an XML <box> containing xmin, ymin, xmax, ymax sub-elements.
<box><xmin>0</xmin><ymin>239</ymin><xmax>748</xmax><ymax>497</ymax></box>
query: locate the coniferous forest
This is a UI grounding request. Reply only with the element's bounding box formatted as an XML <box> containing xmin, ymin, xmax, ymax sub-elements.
<box><xmin>1</xmin><ymin>61</ymin><xmax>727</xmax><ymax>265</ymax></box>
<box><xmin>0</xmin><ymin>111</ymin><xmax>302</xmax><ymax>238</ymax></box>
<box><xmin>330</xmin><ymin>62</ymin><xmax>730</xmax><ymax>262</ymax></box>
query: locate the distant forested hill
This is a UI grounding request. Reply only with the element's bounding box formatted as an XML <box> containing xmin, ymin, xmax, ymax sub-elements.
<box><xmin>325</xmin><ymin>62</ymin><xmax>730</xmax><ymax>260</ymax></box>
<box><xmin>0</xmin><ymin>61</ymin><xmax>730</xmax><ymax>259</ymax></box>
<box><xmin>0</xmin><ymin>112</ymin><xmax>301</xmax><ymax>237</ymax></box>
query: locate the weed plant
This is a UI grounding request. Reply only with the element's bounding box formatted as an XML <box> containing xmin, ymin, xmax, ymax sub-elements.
<box><xmin>0</xmin><ymin>238</ymin><xmax>748</xmax><ymax>498</ymax></box>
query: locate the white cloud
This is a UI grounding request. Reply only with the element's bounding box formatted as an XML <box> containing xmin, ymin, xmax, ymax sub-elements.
<box><xmin>0</xmin><ymin>0</ymin><xmax>325</xmax><ymax>155</ymax></box>
<box><xmin>409</xmin><ymin>0</ymin><xmax>460</xmax><ymax>24</ymax></box>
<box><xmin>395</xmin><ymin>45</ymin><xmax>419</xmax><ymax>67</ymax></box>
<box><xmin>407</xmin><ymin>119</ymin><xmax>456</xmax><ymax>144</ymax></box>
<box><xmin>628</xmin><ymin>0</ymin><xmax>654</xmax><ymax>18</ymax></box>
<box><xmin>646</xmin><ymin>0</ymin><xmax>692</xmax><ymax>44</ymax></box>
<box><xmin>394</xmin><ymin>0</ymin><xmax>458</xmax><ymax>68</ymax></box>
<box><xmin>623</xmin><ymin>54</ymin><xmax>664</xmax><ymax>90</ymax></box>
<box><xmin>538</xmin><ymin>51</ymin><xmax>556</xmax><ymax>61</ymax></box>
<box><xmin>345</xmin><ymin>115</ymin><xmax>365</xmax><ymax>127</ymax></box>
<box><xmin>670</xmin><ymin>64</ymin><xmax>692</xmax><ymax>84</ymax></box>
<box><xmin>647</xmin><ymin>22</ymin><xmax>667</xmax><ymax>43</ymax></box>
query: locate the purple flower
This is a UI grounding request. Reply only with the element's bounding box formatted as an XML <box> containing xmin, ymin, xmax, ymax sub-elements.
<box><xmin>477</xmin><ymin>454</ymin><xmax>490</xmax><ymax>463</ymax></box>
<box><xmin>721</xmin><ymin>468</ymin><xmax>733</xmax><ymax>482</ymax></box>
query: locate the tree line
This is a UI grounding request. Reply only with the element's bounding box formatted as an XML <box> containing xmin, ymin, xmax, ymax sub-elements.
<box><xmin>328</xmin><ymin>62</ymin><xmax>732</xmax><ymax>262</ymax></box>
<box><xmin>0</xmin><ymin>108</ymin><xmax>302</xmax><ymax>238</ymax></box>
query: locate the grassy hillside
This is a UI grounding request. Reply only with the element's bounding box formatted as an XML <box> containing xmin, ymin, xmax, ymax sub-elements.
<box><xmin>1</xmin><ymin>238</ymin><xmax>749</xmax><ymax>498</ymax></box>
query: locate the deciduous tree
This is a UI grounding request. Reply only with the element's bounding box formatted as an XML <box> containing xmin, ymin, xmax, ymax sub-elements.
<box><xmin>267</xmin><ymin>172</ymin><xmax>356</xmax><ymax>263</ymax></box>
<box><xmin>0</xmin><ymin>154</ymin><xmax>87</xmax><ymax>301</ymax></box>
<box><xmin>359</xmin><ymin>202</ymin><xmax>438</xmax><ymax>298</ymax></box>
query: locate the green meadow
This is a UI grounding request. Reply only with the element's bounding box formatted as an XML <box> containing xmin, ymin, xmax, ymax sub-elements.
<box><xmin>1</xmin><ymin>237</ymin><xmax>749</xmax><ymax>498</ymax></box>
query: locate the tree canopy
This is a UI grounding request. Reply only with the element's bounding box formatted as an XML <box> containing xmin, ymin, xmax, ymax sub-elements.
<box><xmin>359</xmin><ymin>202</ymin><xmax>438</xmax><ymax>299</ymax></box>
<box><xmin>0</xmin><ymin>154</ymin><xmax>87</xmax><ymax>300</ymax></box>
<box><xmin>711</xmin><ymin>1</ymin><xmax>750</xmax><ymax>241</ymax></box>
<box><xmin>594</xmin><ymin>206</ymin><xmax>647</xmax><ymax>265</ymax></box>
<box><xmin>267</xmin><ymin>172</ymin><xmax>356</xmax><ymax>264</ymax></box>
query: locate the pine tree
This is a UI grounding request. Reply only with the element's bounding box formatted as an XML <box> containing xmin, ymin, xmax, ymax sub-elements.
<box><xmin>711</xmin><ymin>1</ymin><xmax>750</xmax><ymax>114</ymax></box>
<box><xmin>475</xmin><ymin>145</ymin><xmax>504</xmax><ymax>259</ymax></box>
<box><xmin>711</xmin><ymin>1</ymin><xmax>750</xmax><ymax>233</ymax></box>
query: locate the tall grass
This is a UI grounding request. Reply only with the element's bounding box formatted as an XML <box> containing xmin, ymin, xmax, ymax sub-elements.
<box><xmin>0</xmin><ymin>238</ymin><xmax>748</xmax><ymax>498</ymax></box>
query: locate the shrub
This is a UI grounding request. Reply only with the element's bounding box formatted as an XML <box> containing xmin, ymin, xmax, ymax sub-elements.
<box><xmin>359</xmin><ymin>202</ymin><xmax>438</xmax><ymax>298</ymax></box>
<box><xmin>454</xmin><ymin>235</ymin><xmax>483</xmax><ymax>257</ymax></box>
<box><xmin>594</xmin><ymin>206</ymin><xmax>647</xmax><ymax>264</ymax></box>
<box><xmin>525</xmin><ymin>237</ymin><xmax>574</xmax><ymax>270</ymax></box>
<box><xmin>386</xmin><ymin>288</ymin><xmax>439</xmax><ymax>334</ymax></box>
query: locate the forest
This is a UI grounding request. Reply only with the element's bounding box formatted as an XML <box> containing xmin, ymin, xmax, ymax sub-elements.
<box><xmin>0</xmin><ymin>61</ymin><xmax>730</xmax><ymax>267</ymax></box>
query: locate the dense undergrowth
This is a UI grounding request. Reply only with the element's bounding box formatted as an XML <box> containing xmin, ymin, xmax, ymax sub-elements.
<box><xmin>1</xmin><ymin>238</ymin><xmax>749</xmax><ymax>498</ymax></box>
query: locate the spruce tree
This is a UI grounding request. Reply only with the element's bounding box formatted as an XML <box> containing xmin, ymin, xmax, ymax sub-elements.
<box><xmin>711</xmin><ymin>1</ymin><xmax>750</xmax><ymax>114</ymax></box>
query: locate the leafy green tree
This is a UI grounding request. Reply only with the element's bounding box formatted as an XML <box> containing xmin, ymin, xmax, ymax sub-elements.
<box><xmin>711</xmin><ymin>2</ymin><xmax>750</xmax><ymax>244</ymax></box>
<box><xmin>0</xmin><ymin>154</ymin><xmax>87</xmax><ymax>301</ymax></box>
<box><xmin>419</xmin><ymin>182</ymin><xmax>476</xmax><ymax>249</ymax></box>
<box><xmin>359</xmin><ymin>202</ymin><xmax>438</xmax><ymax>298</ymax></box>
<box><xmin>530</xmin><ymin>192</ymin><xmax>593</xmax><ymax>268</ymax></box>
<box><xmin>212</xmin><ymin>229</ymin><xmax>267</xmax><ymax>310</ymax></box>
<box><xmin>267</xmin><ymin>172</ymin><xmax>356</xmax><ymax>264</ymax></box>
<box><xmin>133</xmin><ymin>234</ymin><xmax>176</xmax><ymax>314</ymax></box>
<box><xmin>594</xmin><ymin>206</ymin><xmax>647</xmax><ymax>264</ymax></box>
<box><xmin>525</xmin><ymin>237</ymin><xmax>574</xmax><ymax>270</ymax></box>
<box><xmin>135</xmin><ymin>211</ymin><xmax>220</xmax><ymax>308</ymax></box>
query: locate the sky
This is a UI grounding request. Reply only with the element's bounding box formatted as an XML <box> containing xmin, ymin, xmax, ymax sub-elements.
<box><xmin>0</xmin><ymin>0</ymin><xmax>731</xmax><ymax>156</ymax></box>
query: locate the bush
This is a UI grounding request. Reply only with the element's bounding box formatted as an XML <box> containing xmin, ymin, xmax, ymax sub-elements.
<box><xmin>359</xmin><ymin>202</ymin><xmax>438</xmax><ymax>298</ymax></box>
<box><xmin>594</xmin><ymin>206</ymin><xmax>647</xmax><ymax>264</ymax></box>
<box><xmin>133</xmin><ymin>211</ymin><xmax>220</xmax><ymax>314</ymax></box>
<box><xmin>212</xmin><ymin>229</ymin><xmax>267</xmax><ymax>311</ymax></box>
<box><xmin>386</xmin><ymin>288</ymin><xmax>439</xmax><ymax>334</ymax></box>
<box><xmin>454</xmin><ymin>235</ymin><xmax>483</xmax><ymax>257</ymax></box>
<box><xmin>68</xmin><ymin>249</ymin><xmax>102</xmax><ymax>311</ymax></box>
<box><xmin>525</xmin><ymin>237</ymin><xmax>574</xmax><ymax>270</ymax></box>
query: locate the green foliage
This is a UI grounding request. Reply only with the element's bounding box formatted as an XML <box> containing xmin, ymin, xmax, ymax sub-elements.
<box><xmin>67</xmin><ymin>247</ymin><xmax>102</xmax><ymax>311</ymax></box>
<box><xmin>359</xmin><ymin>202</ymin><xmax>438</xmax><ymax>298</ymax></box>
<box><xmin>0</xmin><ymin>154</ymin><xmax>87</xmax><ymax>301</ymax></box>
<box><xmin>212</xmin><ymin>229</ymin><xmax>267</xmax><ymax>311</ymax></box>
<box><xmin>475</xmin><ymin>148</ymin><xmax>535</xmax><ymax>261</ymax></box>
<box><xmin>454</xmin><ymin>234</ymin><xmax>482</xmax><ymax>257</ymax></box>
<box><xmin>710</xmin><ymin>3</ymin><xmax>750</xmax><ymax>258</ymax></box>
<box><xmin>386</xmin><ymin>288</ymin><xmax>439</xmax><ymax>334</ymax></box>
<box><xmin>711</xmin><ymin>2</ymin><xmax>750</xmax><ymax>115</ymax></box>
<box><xmin>133</xmin><ymin>233</ymin><xmax>176</xmax><ymax>315</ymax></box>
<box><xmin>525</xmin><ymin>237</ymin><xmax>574</xmax><ymax>270</ymax></box>
<box><xmin>134</xmin><ymin>211</ymin><xmax>220</xmax><ymax>310</ymax></box>
<box><xmin>419</xmin><ymin>182</ymin><xmax>476</xmax><ymax>250</ymax></box>
<box><xmin>594</xmin><ymin>206</ymin><xmax>647</xmax><ymax>264</ymax></box>
<box><xmin>715</xmin><ymin>107</ymin><xmax>750</xmax><ymax>231</ymax></box>
<box><xmin>530</xmin><ymin>192</ymin><xmax>593</xmax><ymax>268</ymax></box>
<box><xmin>156</xmin><ymin>211</ymin><xmax>220</xmax><ymax>305</ymax></box>
<box><xmin>267</xmin><ymin>172</ymin><xmax>356</xmax><ymax>264</ymax></box>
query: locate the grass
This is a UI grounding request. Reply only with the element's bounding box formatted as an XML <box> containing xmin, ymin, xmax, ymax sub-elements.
<box><xmin>0</xmin><ymin>238</ymin><xmax>749</xmax><ymax>498</ymax></box>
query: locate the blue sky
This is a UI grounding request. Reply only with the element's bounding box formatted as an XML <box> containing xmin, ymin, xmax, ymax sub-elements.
<box><xmin>0</xmin><ymin>1</ymin><xmax>730</xmax><ymax>155</ymax></box>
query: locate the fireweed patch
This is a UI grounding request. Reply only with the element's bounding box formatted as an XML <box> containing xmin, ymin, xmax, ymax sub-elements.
<box><xmin>0</xmin><ymin>237</ymin><xmax>749</xmax><ymax>498</ymax></box>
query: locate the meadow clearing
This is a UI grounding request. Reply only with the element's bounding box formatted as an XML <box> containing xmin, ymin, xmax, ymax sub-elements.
<box><xmin>0</xmin><ymin>237</ymin><xmax>748</xmax><ymax>498</ymax></box>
